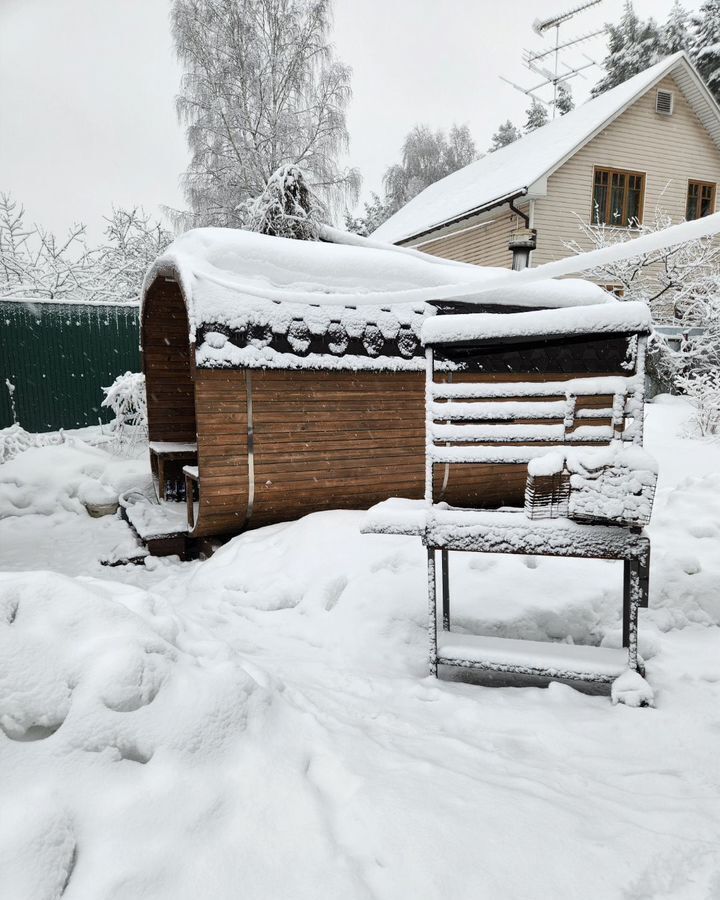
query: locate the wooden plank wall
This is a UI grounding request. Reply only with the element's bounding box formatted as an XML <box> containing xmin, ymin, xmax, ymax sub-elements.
<box><xmin>190</xmin><ymin>366</ymin><xmax>623</xmax><ymax>538</ymax></box>
<box><xmin>142</xmin><ymin>281</ymin><xmax>197</xmax><ymax>443</ymax></box>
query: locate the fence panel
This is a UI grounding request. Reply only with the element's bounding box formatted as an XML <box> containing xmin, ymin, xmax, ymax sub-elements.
<box><xmin>0</xmin><ymin>299</ymin><xmax>141</xmax><ymax>432</ymax></box>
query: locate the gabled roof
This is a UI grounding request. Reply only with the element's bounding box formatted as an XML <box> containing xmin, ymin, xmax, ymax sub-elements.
<box><xmin>372</xmin><ymin>52</ymin><xmax>720</xmax><ymax>245</ymax></box>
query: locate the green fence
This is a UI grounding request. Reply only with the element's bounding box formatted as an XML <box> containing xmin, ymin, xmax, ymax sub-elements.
<box><xmin>1</xmin><ymin>299</ymin><xmax>141</xmax><ymax>432</ymax></box>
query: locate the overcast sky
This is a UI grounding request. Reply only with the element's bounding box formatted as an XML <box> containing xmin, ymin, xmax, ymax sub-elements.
<box><xmin>0</xmin><ymin>0</ymin><xmax>698</xmax><ymax>239</ymax></box>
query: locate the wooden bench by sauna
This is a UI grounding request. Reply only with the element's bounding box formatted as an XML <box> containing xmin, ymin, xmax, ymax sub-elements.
<box><xmin>364</xmin><ymin>301</ymin><xmax>657</xmax><ymax>694</ymax></box>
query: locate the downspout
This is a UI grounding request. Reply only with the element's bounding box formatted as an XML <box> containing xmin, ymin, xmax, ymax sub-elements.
<box><xmin>508</xmin><ymin>197</ymin><xmax>537</xmax><ymax>271</ymax></box>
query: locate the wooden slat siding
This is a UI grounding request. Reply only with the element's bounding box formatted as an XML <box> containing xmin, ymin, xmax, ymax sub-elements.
<box><xmin>406</xmin><ymin>209</ymin><xmax>518</xmax><ymax>267</ymax></box>
<box><xmin>430</xmin><ymin>366</ymin><xmax>634</xmax><ymax>509</ymax></box>
<box><xmin>142</xmin><ymin>281</ymin><xmax>197</xmax><ymax>443</ymax></box>
<box><xmin>532</xmin><ymin>73</ymin><xmax>720</xmax><ymax>308</ymax></box>
<box><xmin>188</xmin><ymin>364</ymin><xmax>628</xmax><ymax>537</ymax></box>
<box><xmin>192</xmin><ymin>368</ymin><xmax>249</xmax><ymax>537</ymax></box>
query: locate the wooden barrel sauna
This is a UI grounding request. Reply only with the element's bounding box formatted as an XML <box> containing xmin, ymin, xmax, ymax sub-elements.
<box><xmin>140</xmin><ymin>228</ymin><xmax>618</xmax><ymax>542</ymax></box>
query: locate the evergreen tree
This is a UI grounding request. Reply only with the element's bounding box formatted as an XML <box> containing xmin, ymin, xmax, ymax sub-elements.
<box><xmin>524</xmin><ymin>98</ymin><xmax>548</xmax><ymax>133</ymax></box>
<box><xmin>488</xmin><ymin>120</ymin><xmax>522</xmax><ymax>152</ymax></box>
<box><xmin>691</xmin><ymin>0</ymin><xmax>720</xmax><ymax>101</ymax></box>
<box><xmin>556</xmin><ymin>82</ymin><xmax>575</xmax><ymax>115</ymax></box>
<box><xmin>591</xmin><ymin>2</ymin><xmax>663</xmax><ymax>97</ymax></box>
<box><xmin>247</xmin><ymin>166</ymin><xmax>323</xmax><ymax>240</ymax></box>
<box><xmin>662</xmin><ymin>1</ymin><xmax>691</xmax><ymax>54</ymax></box>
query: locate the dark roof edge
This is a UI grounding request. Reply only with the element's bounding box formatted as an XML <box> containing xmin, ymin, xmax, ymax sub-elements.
<box><xmin>396</xmin><ymin>189</ymin><xmax>529</xmax><ymax>247</ymax></box>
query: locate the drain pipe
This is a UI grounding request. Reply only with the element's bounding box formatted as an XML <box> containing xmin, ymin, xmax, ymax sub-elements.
<box><xmin>508</xmin><ymin>198</ymin><xmax>537</xmax><ymax>271</ymax></box>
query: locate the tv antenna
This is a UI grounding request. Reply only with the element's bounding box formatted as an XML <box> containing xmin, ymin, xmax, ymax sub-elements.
<box><xmin>500</xmin><ymin>0</ymin><xmax>606</xmax><ymax>119</ymax></box>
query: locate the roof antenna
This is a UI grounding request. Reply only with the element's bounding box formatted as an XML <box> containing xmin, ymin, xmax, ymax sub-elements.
<box><xmin>501</xmin><ymin>0</ymin><xmax>606</xmax><ymax>119</ymax></box>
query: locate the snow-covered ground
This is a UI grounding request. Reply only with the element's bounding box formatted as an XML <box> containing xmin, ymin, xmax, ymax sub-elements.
<box><xmin>1</xmin><ymin>398</ymin><xmax>720</xmax><ymax>899</ymax></box>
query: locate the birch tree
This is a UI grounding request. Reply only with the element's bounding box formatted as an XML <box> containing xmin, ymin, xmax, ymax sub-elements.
<box><xmin>171</xmin><ymin>0</ymin><xmax>359</xmax><ymax>228</ymax></box>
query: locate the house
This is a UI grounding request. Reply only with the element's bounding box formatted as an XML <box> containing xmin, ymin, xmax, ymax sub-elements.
<box><xmin>372</xmin><ymin>52</ymin><xmax>720</xmax><ymax>295</ymax></box>
<box><xmin>134</xmin><ymin>226</ymin><xmax>613</xmax><ymax>553</ymax></box>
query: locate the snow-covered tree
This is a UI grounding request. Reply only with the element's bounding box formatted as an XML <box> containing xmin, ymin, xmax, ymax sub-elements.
<box><xmin>344</xmin><ymin>192</ymin><xmax>394</xmax><ymax>236</ymax></box>
<box><xmin>564</xmin><ymin>207</ymin><xmax>720</xmax><ymax>390</ymax></box>
<box><xmin>171</xmin><ymin>0</ymin><xmax>359</xmax><ymax>228</ymax></box>
<box><xmin>247</xmin><ymin>165</ymin><xmax>323</xmax><ymax>240</ymax></box>
<box><xmin>591</xmin><ymin>2</ymin><xmax>662</xmax><ymax>97</ymax></box>
<box><xmin>556</xmin><ymin>82</ymin><xmax>575</xmax><ymax>115</ymax></box>
<box><xmin>690</xmin><ymin>0</ymin><xmax>720</xmax><ymax>102</ymax></box>
<box><xmin>524</xmin><ymin>98</ymin><xmax>548</xmax><ymax>133</ymax></box>
<box><xmin>488</xmin><ymin>120</ymin><xmax>522</xmax><ymax>152</ymax></box>
<box><xmin>444</xmin><ymin>124</ymin><xmax>479</xmax><ymax>173</ymax></box>
<box><xmin>102</xmin><ymin>372</ymin><xmax>148</xmax><ymax>454</ymax></box>
<box><xmin>347</xmin><ymin>123</ymin><xmax>478</xmax><ymax>234</ymax></box>
<box><xmin>96</xmin><ymin>208</ymin><xmax>173</xmax><ymax>303</ymax></box>
<box><xmin>564</xmin><ymin>208</ymin><xmax>720</xmax><ymax>321</ymax></box>
<box><xmin>675</xmin><ymin>368</ymin><xmax>720</xmax><ymax>434</ymax></box>
<box><xmin>0</xmin><ymin>193</ymin><xmax>171</xmax><ymax>303</ymax></box>
<box><xmin>382</xmin><ymin>124</ymin><xmax>478</xmax><ymax>214</ymax></box>
<box><xmin>662</xmin><ymin>0</ymin><xmax>691</xmax><ymax>54</ymax></box>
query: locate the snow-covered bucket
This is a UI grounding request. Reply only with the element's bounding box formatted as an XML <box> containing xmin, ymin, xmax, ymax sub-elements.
<box><xmin>79</xmin><ymin>481</ymin><xmax>119</xmax><ymax>518</ymax></box>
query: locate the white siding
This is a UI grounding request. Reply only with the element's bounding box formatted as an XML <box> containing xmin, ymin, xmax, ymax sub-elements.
<box><xmin>532</xmin><ymin>74</ymin><xmax>720</xmax><ymax>266</ymax></box>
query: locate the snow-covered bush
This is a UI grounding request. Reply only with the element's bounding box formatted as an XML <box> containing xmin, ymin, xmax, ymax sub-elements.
<box><xmin>101</xmin><ymin>372</ymin><xmax>148</xmax><ymax>453</ymax></box>
<box><xmin>675</xmin><ymin>369</ymin><xmax>720</xmax><ymax>436</ymax></box>
<box><xmin>247</xmin><ymin>166</ymin><xmax>324</xmax><ymax>241</ymax></box>
<box><xmin>0</xmin><ymin>425</ymin><xmax>63</xmax><ymax>465</ymax></box>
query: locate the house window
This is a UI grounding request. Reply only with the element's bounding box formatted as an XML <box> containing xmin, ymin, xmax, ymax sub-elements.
<box><xmin>686</xmin><ymin>180</ymin><xmax>716</xmax><ymax>220</ymax></box>
<box><xmin>591</xmin><ymin>168</ymin><xmax>645</xmax><ymax>227</ymax></box>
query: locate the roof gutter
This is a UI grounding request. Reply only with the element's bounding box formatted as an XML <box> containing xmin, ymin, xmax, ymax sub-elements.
<box><xmin>397</xmin><ymin>188</ymin><xmax>529</xmax><ymax>246</ymax></box>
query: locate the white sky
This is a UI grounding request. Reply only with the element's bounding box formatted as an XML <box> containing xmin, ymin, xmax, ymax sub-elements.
<box><xmin>0</xmin><ymin>0</ymin><xmax>698</xmax><ymax>239</ymax></box>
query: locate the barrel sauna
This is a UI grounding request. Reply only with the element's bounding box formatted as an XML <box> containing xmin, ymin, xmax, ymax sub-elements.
<box><xmin>140</xmin><ymin>228</ymin><xmax>614</xmax><ymax>546</ymax></box>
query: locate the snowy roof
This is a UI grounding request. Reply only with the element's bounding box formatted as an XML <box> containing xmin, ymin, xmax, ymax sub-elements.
<box><xmin>143</xmin><ymin>226</ymin><xmax>611</xmax><ymax>371</ymax></box>
<box><xmin>422</xmin><ymin>301</ymin><xmax>653</xmax><ymax>346</ymax></box>
<box><xmin>373</xmin><ymin>52</ymin><xmax>720</xmax><ymax>245</ymax></box>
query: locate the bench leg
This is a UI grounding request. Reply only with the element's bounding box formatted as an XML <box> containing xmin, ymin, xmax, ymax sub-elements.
<box><xmin>441</xmin><ymin>549</ymin><xmax>450</xmax><ymax>631</ymax></box>
<box><xmin>427</xmin><ymin>547</ymin><xmax>438</xmax><ymax>677</ymax></box>
<box><xmin>623</xmin><ymin>558</ymin><xmax>642</xmax><ymax>673</ymax></box>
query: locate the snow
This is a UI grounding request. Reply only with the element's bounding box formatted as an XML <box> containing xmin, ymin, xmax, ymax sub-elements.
<box><xmin>437</xmin><ymin>632</ymin><xmax>631</xmax><ymax>679</ymax></box>
<box><xmin>372</xmin><ymin>52</ymin><xmax>688</xmax><ymax>244</ymax></box>
<box><xmin>2</xmin><ymin>399</ymin><xmax>720</xmax><ymax>898</ymax></box>
<box><xmin>145</xmin><ymin>227</ymin><xmax>610</xmax><ymax>321</ymax></box>
<box><xmin>422</xmin><ymin>300</ymin><xmax>653</xmax><ymax>345</ymax></box>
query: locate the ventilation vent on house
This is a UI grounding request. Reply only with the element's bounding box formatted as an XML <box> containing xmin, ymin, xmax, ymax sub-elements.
<box><xmin>656</xmin><ymin>89</ymin><xmax>674</xmax><ymax>115</ymax></box>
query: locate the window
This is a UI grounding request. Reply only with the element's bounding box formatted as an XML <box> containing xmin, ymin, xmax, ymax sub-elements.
<box><xmin>601</xmin><ymin>285</ymin><xmax>625</xmax><ymax>298</ymax></box>
<box><xmin>591</xmin><ymin>168</ymin><xmax>645</xmax><ymax>227</ymax></box>
<box><xmin>686</xmin><ymin>180</ymin><xmax>716</xmax><ymax>220</ymax></box>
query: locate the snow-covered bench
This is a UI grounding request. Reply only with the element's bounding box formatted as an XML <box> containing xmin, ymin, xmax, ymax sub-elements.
<box><xmin>363</xmin><ymin>301</ymin><xmax>656</xmax><ymax>703</ymax></box>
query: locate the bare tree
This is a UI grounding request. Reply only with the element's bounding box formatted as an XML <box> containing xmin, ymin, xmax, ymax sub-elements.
<box><xmin>171</xmin><ymin>0</ymin><xmax>359</xmax><ymax>228</ymax></box>
<box><xmin>0</xmin><ymin>194</ymin><xmax>172</xmax><ymax>303</ymax></box>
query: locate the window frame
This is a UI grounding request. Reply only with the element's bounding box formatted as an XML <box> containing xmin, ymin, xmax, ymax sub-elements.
<box><xmin>590</xmin><ymin>166</ymin><xmax>646</xmax><ymax>228</ymax></box>
<box><xmin>686</xmin><ymin>179</ymin><xmax>716</xmax><ymax>221</ymax></box>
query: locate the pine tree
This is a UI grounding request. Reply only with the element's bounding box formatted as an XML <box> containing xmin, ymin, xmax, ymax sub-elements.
<box><xmin>488</xmin><ymin>120</ymin><xmax>522</xmax><ymax>152</ymax></box>
<box><xmin>691</xmin><ymin>0</ymin><xmax>720</xmax><ymax>101</ymax></box>
<box><xmin>524</xmin><ymin>98</ymin><xmax>548</xmax><ymax>133</ymax></box>
<box><xmin>662</xmin><ymin>1</ymin><xmax>691</xmax><ymax>54</ymax></box>
<box><xmin>556</xmin><ymin>82</ymin><xmax>575</xmax><ymax>115</ymax></box>
<box><xmin>247</xmin><ymin>166</ymin><xmax>323</xmax><ymax>240</ymax></box>
<box><xmin>591</xmin><ymin>2</ymin><xmax>663</xmax><ymax>97</ymax></box>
